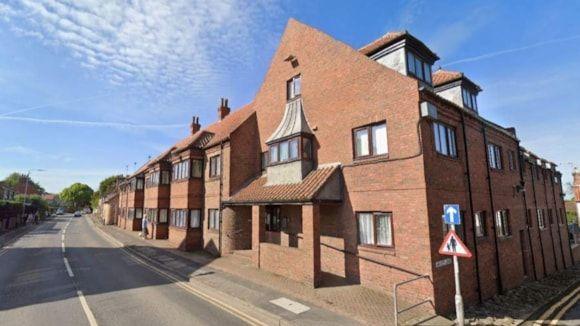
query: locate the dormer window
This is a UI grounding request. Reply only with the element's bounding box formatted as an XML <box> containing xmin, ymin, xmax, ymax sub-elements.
<box><xmin>462</xmin><ymin>88</ymin><xmax>478</xmax><ymax>111</ymax></box>
<box><xmin>406</xmin><ymin>51</ymin><xmax>432</xmax><ymax>84</ymax></box>
<box><xmin>269</xmin><ymin>137</ymin><xmax>301</xmax><ymax>165</ymax></box>
<box><xmin>287</xmin><ymin>75</ymin><xmax>301</xmax><ymax>100</ymax></box>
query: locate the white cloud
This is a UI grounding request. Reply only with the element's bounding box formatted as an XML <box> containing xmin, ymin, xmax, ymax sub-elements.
<box><xmin>0</xmin><ymin>0</ymin><xmax>281</xmax><ymax>97</ymax></box>
<box><xmin>0</xmin><ymin>115</ymin><xmax>185</xmax><ymax>130</ymax></box>
<box><xmin>0</xmin><ymin>145</ymin><xmax>73</xmax><ymax>162</ymax></box>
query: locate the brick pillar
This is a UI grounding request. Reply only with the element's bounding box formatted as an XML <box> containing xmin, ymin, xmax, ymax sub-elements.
<box><xmin>252</xmin><ymin>205</ymin><xmax>265</xmax><ymax>267</ymax></box>
<box><xmin>302</xmin><ymin>204</ymin><xmax>321</xmax><ymax>287</ymax></box>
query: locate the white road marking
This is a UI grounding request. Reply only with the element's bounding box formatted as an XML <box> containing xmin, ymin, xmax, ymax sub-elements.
<box><xmin>63</xmin><ymin>257</ymin><xmax>74</xmax><ymax>277</ymax></box>
<box><xmin>77</xmin><ymin>290</ymin><xmax>99</xmax><ymax>326</ymax></box>
<box><xmin>61</xmin><ymin>242</ymin><xmax>66</xmax><ymax>253</ymax></box>
<box><xmin>269</xmin><ymin>297</ymin><xmax>310</xmax><ymax>314</ymax></box>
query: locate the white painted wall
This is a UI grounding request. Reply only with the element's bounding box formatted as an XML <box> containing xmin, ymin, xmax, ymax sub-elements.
<box><xmin>437</xmin><ymin>86</ymin><xmax>463</xmax><ymax>108</ymax></box>
<box><xmin>375</xmin><ymin>48</ymin><xmax>406</xmax><ymax>75</ymax></box>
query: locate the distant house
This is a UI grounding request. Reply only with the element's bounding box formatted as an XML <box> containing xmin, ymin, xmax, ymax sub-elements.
<box><xmin>0</xmin><ymin>182</ymin><xmax>16</xmax><ymax>201</ymax></box>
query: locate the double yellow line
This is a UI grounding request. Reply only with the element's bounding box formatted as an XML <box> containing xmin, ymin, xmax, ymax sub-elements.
<box><xmin>91</xmin><ymin>220</ymin><xmax>270</xmax><ymax>326</ymax></box>
<box><xmin>534</xmin><ymin>285</ymin><xmax>580</xmax><ymax>325</ymax></box>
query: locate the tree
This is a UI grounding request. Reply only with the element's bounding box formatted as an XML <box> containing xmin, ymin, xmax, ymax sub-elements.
<box><xmin>2</xmin><ymin>172</ymin><xmax>45</xmax><ymax>194</ymax></box>
<box><xmin>60</xmin><ymin>183</ymin><xmax>94</xmax><ymax>211</ymax></box>
<box><xmin>97</xmin><ymin>175</ymin><xmax>123</xmax><ymax>196</ymax></box>
<box><xmin>91</xmin><ymin>191</ymin><xmax>100</xmax><ymax>210</ymax></box>
<box><xmin>14</xmin><ymin>194</ymin><xmax>49</xmax><ymax>215</ymax></box>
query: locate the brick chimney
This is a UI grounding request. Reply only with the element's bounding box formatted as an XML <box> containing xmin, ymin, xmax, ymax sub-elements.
<box><xmin>218</xmin><ymin>98</ymin><xmax>230</xmax><ymax>120</ymax></box>
<box><xmin>190</xmin><ymin>116</ymin><xmax>200</xmax><ymax>134</ymax></box>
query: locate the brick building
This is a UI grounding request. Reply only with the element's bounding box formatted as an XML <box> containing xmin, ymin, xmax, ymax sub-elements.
<box><xmin>574</xmin><ymin>169</ymin><xmax>580</xmax><ymax>224</ymax></box>
<box><xmin>115</xmin><ymin>19</ymin><xmax>573</xmax><ymax>314</ymax></box>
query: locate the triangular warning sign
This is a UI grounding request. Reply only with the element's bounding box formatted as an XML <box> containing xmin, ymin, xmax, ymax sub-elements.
<box><xmin>438</xmin><ymin>230</ymin><xmax>472</xmax><ymax>258</ymax></box>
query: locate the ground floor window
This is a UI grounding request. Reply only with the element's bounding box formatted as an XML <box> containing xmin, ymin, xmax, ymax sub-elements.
<box><xmin>189</xmin><ymin>209</ymin><xmax>201</xmax><ymax>228</ymax></box>
<box><xmin>496</xmin><ymin>210</ymin><xmax>511</xmax><ymax>237</ymax></box>
<box><xmin>265</xmin><ymin>206</ymin><xmax>281</xmax><ymax>232</ymax></box>
<box><xmin>145</xmin><ymin>209</ymin><xmax>157</xmax><ymax>223</ymax></box>
<box><xmin>159</xmin><ymin>209</ymin><xmax>168</xmax><ymax>223</ymax></box>
<box><xmin>474</xmin><ymin>211</ymin><xmax>486</xmax><ymax>237</ymax></box>
<box><xmin>357</xmin><ymin>212</ymin><xmax>393</xmax><ymax>247</ymax></box>
<box><xmin>208</xmin><ymin>209</ymin><xmax>219</xmax><ymax>230</ymax></box>
<box><xmin>537</xmin><ymin>209</ymin><xmax>546</xmax><ymax>229</ymax></box>
<box><xmin>170</xmin><ymin>209</ymin><xmax>187</xmax><ymax>228</ymax></box>
<box><xmin>135</xmin><ymin>208</ymin><xmax>143</xmax><ymax>219</ymax></box>
<box><xmin>128</xmin><ymin>208</ymin><xmax>135</xmax><ymax>219</ymax></box>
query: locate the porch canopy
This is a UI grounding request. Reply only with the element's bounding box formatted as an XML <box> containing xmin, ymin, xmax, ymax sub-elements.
<box><xmin>223</xmin><ymin>163</ymin><xmax>342</xmax><ymax>206</ymax></box>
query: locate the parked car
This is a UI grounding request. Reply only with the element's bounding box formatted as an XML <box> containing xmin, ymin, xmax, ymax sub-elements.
<box><xmin>56</xmin><ymin>208</ymin><xmax>64</xmax><ymax>215</ymax></box>
<box><xmin>74</xmin><ymin>211</ymin><xmax>81</xmax><ymax>217</ymax></box>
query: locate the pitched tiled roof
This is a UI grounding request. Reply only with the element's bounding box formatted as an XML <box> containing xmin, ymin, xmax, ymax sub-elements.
<box><xmin>225</xmin><ymin>164</ymin><xmax>340</xmax><ymax>204</ymax></box>
<box><xmin>204</xmin><ymin>102</ymin><xmax>255</xmax><ymax>148</ymax></box>
<box><xmin>172</xmin><ymin>130</ymin><xmax>213</xmax><ymax>154</ymax></box>
<box><xmin>432</xmin><ymin>69</ymin><xmax>463</xmax><ymax>87</ymax></box>
<box><xmin>358</xmin><ymin>31</ymin><xmax>406</xmax><ymax>56</ymax></box>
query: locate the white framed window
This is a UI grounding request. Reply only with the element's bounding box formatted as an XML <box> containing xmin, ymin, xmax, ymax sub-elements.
<box><xmin>189</xmin><ymin>209</ymin><xmax>201</xmax><ymax>228</ymax></box>
<box><xmin>208</xmin><ymin>209</ymin><xmax>219</xmax><ymax>230</ymax></box>
<box><xmin>537</xmin><ymin>209</ymin><xmax>546</xmax><ymax>229</ymax></box>
<box><xmin>496</xmin><ymin>210</ymin><xmax>511</xmax><ymax>237</ymax></box>
<box><xmin>209</xmin><ymin>155</ymin><xmax>221</xmax><ymax>177</ymax></box>
<box><xmin>170</xmin><ymin>209</ymin><xmax>187</xmax><ymax>228</ymax></box>
<box><xmin>159</xmin><ymin>209</ymin><xmax>168</xmax><ymax>223</ymax></box>
<box><xmin>135</xmin><ymin>208</ymin><xmax>143</xmax><ymax>219</ymax></box>
<box><xmin>191</xmin><ymin>160</ymin><xmax>203</xmax><ymax>178</ymax></box>
<box><xmin>488</xmin><ymin>143</ymin><xmax>502</xmax><ymax>170</ymax></box>
<box><xmin>433</xmin><ymin>122</ymin><xmax>457</xmax><ymax>158</ymax></box>
<box><xmin>474</xmin><ymin>211</ymin><xmax>486</xmax><ymax>237</ymax></box>
<box><xmin>357</xmin><ymin>212</ymin><xmax>393</xmax><ymax>247</ymax></box>
<box><xmin>136</xmin><ymin>178</ymin><xmax>144</xmax><ymax>190</ymax></box>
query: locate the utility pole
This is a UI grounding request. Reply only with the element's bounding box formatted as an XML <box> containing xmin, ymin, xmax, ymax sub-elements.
<box><xmin>21</xmin><ymin>169</ymin><xmax>44</xmax><ymax>223</ymax></box>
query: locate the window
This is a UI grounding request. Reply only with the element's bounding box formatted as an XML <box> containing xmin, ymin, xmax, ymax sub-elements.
<box><xmin>135</xmin><ymin>208</ymin><xmax>143</xmax><ymax>219</ymax></box>
<box><xmin>146</xmin><ymin>209</ymin><xmax>157</xmax><ymax>223</ymax></box>
<box><xmin>406</xmin><ymin>51</ymin><xmax>432</xmax><ymax>84</ymax></box>
<box><xmin>353</xmin><ymin>122</ymin><xmax>388</xmax><ymax>159</ymax></box>
<box><xmin>172</xmin><ymin>160</ymin><xmax>190</xmax><ymax>181</ymax></box>
<box><xmin>357</xmin><ymin>212</ymin><xmax>393</xmax><ymax>247</ymax></box>
<box><xmin>208</xmin><ymin>209</ymin><xmax>219</xmax><ymax>230</ymax></box>
<box><xmin>136</xmin><ymin>178</ymin><xmax>144</xmax><ymax>190</ymax></box>
<box><xmin>128</xmin><ymin>208</ymin><xmax>135</xmax><ymax>220</ymax></box>
<box><xmin>537</xmin><ymin>209</ymin><xmax>546</xmax><ymax>229</ymax></box>
<box><xmin>191</xmin><ymin>160</ymin><xmax>203</xmax><ymax>178</ymax></box>
<box><xmin>268</xmin><ymin>137</ymin><xmax>304</xmax><ymax>164</ymax></box>
<box><xmin>433</xmin><ymin>122</ymin><xmax>457</xmax><ymax>157</ymax></box>
<box><xmin>302</xmin><ymin>138</ymin><xmax>312</xmax><ymax>159</ymax></box>
<box><xmin>159</xmin><ymin>209</ymin><xmax>168</xmax><ymax>223</ymax></box>
<box><xmin>474</xmin><ymin>211</ymin><xmax>487</xmax><ymax>237</ymax></box>
<box><xmin>287</xmin><ymin>75</ymin><xmax>301</xmax><ymax>100</ymax></box>
<box><xmin>209</xmin><ymin>155</ymin><xmax>221</xmax><ymax>177</ymax></box>
<box><xmin>161</xmin><ymin>171</ymin><xmax>170</xmax><ymax>185</ymax></box>
<box><xmin>488</xmin><ymin>144</ymin><xmax>503</xmax><ymax>170</ymax></box>
<box><xmin>462</xmin><ymin>88</ymin><xmax>478</xmax><ymax>111</ymax></box>
<box><xmin>496</xmin><ymin>210</ymin><xmax>511</xmax><ymax>237</ymax></box>
<box><xmin>265</xmin><ymin>206</ymin><xmax>281</xmax><ymax>232</ymax></box>
<box><xmin>189</xmin><ymin>209</ymin><xmax>201</xmax><ymax>228</ymax></box>
<box><xmin>170</xmin><ymin>209</ymin><xmax>187</xmax><ymax>228</ymax></box>
<box><xmin>507</xmin><ymin>150</ymin><xmax>517</xmax><ymax>171</ymax></box>
<box><xmin>270</xmin><ymin>145</ymin><xmax>279</xmax><ymax>164</ymax></box>
<box><xmin>145</xmin><ymin>171</ymin><xmax>160</xmax><ymax>187</ymax></box>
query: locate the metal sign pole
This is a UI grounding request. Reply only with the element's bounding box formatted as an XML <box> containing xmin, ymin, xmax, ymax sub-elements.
<box><xmin>450</xmin><ymin>224</ymin><xmax>464</xmax><ymax>326</ymax></box>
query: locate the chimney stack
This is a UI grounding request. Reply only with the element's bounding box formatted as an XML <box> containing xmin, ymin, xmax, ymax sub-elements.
<box><xmin>190</xmin><ymin>116</ymin><xmax>200</xmax><ymax>134</ymax></box>
<box><xmin>218</xmin><ymin>98</ymin><xmax>230</xmax><ymax>120</ymax></box>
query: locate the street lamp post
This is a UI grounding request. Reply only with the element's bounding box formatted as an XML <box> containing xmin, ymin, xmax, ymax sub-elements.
<box><xmin>21</xmin><ymin>169</ymin><xmax>45</xmax><ymax>223</ymax></box>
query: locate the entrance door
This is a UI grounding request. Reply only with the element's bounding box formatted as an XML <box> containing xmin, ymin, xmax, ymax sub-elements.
<box><xmin>520</xmin><ymin>229</ymin><xmax>531</xmax><ymax>279</ymax></box>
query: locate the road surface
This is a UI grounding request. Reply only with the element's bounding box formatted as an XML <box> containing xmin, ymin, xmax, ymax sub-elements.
<box><xmin>0</xmin><ymin>214</ymin><xmax>246</xmax><ymax>326</ymax></box>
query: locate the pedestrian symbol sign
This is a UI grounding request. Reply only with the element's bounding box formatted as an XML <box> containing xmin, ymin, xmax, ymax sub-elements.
<box><xmin>439</xmin><ymin>230</ymin><xmax>472</xmax><ymax>258</ymax></box>
<box><xmin>443</xmin><ymin>204</ymin><xmax>461</xmax><ymax>225</ymax></box>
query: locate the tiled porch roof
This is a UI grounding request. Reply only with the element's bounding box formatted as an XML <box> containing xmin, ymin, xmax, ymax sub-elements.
<box><xmin>224</xmin><ymin>164</ymin><xmax>341</xmax><ymax>205</ymax></box>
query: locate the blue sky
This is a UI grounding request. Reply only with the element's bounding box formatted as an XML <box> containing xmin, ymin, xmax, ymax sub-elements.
<box><xmin>0</xmin><ymin>0</ymin><xmax>579</xmax><ymax>194</ymax></box>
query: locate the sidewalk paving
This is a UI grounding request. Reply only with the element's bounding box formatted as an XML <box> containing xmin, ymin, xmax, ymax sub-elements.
<box><xmin>91</xmin><ymin>215</ymin><xmax>440</xmax><ymax>325</ymax></box>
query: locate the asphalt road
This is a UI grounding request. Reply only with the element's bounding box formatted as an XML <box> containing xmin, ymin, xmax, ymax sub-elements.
<box><xmin>0</xmin><ymin>214</ymin><xmax>247</xmax><ymax>326</ymax></box>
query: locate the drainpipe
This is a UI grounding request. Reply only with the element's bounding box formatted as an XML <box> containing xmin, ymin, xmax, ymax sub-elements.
<box><xmin>218</xmin><ymin>141</ymin><xmax>225</xmax><ymax>256</ymax></box>
<box><xmin>530</xmin><ymin>163</ymin><xmax>548</xmax><ymax>277</ymax></box>
<box><xmin>518</xmin><ymin>148</ymin><xmax>539</xmax><ymax>281</ymax></box>
<box><xmin>482</xmin><ymin>126</ymin><xmax>504</xmax><ymax>294</ymax></box>
<box><xmin>549</xmin><ymin>171</ymin><xmax>568</xmax><ymax>268</ymax></box>
<box><xmin>552</xmin><ymin>176</ymin><xmax>575</xmax><ymax>268</ymax></box>
<box><xmin>542</xmin><ymin>171</ymin><xmax>560</xmax><ymax>271</ymax></box>
<box><xmin>460</xmin><ymin>112</ymin><xmax>482</xmax><ymax>303</ymax></box>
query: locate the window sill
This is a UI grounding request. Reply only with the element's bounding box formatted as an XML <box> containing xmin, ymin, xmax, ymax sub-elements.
<box><xmin>498</xmin><ymin>235</ymin><xmax>512</xmax><ymax>241</ymax></box>
<box><xmin>207</xmin><ymin>228</ymin><xmax>219</xmax><ymax>234</ymax></box>
<box><xmin>435</xmin><ymin>153</ymin><xmax>460</xmax><ymax>162</ymax></box>
<box><xmin>358</xmin><ymin>245</ymin><xmax>395</xmax><ymax>256</ymax></box>
<box><xmin>207</xmin><ymin>176</ymin><xmax>221</xmax><ymax>182</ymax></box>
<box><xmin>350</xmin><ymin>154</ymin><xmax>390</xmax><ymax>166</ymax></box>
<box><xmin>268</xmin><ymin>158</ymin><xmax>302</xmax><ymax>167</ymax></box>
